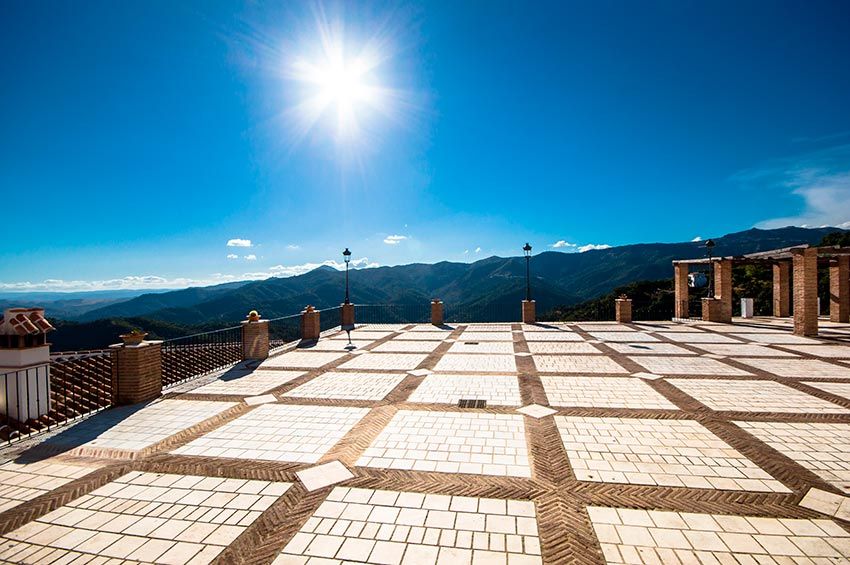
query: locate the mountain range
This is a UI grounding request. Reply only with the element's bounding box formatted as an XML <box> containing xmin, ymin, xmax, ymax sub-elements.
<box><xmin>49</xmin><ymin>226</ymin><xmax>842</xmax><ymax>326</ymax></box>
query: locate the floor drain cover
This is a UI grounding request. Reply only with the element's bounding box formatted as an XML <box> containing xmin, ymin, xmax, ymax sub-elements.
<box><xmin>458</xmin><ymin>399</ymin><xmax>487</xmax><ymax>408</ymax></box>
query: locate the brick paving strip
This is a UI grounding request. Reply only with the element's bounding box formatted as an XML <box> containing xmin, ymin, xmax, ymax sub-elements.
<box><xmin>0</xmin><ymin>321</ymin><xmax>847</xmax><ymax>564</ymax></box>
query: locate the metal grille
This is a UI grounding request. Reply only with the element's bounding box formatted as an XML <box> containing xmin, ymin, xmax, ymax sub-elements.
<box><xmin>161</xmin><ymin>326</ymin><xmax>242</xmax><ymax>389</ymax></box>
<box><xmin>1</xmin><ymin>350</ymin><xmax>114</xmax><ymax>445</ymax></box>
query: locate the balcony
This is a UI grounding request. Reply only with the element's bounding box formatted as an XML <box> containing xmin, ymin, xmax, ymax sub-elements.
<box><xmin>0</xmin><ymin>307</ymin><xmax>849</xmax><ymax>564</ymax></box>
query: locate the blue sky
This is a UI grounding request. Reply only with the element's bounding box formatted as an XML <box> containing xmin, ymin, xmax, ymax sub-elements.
<box><xmin>2</xmin><ymin>0</ymin><xmax>850</xmax><ymax>291</ymax></box>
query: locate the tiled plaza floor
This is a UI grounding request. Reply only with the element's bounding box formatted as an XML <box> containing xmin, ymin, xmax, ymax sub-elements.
<box><xmin>1</xmin><ymin>318</ymin><xmax>849</xmax><ymax>564</ymax></box>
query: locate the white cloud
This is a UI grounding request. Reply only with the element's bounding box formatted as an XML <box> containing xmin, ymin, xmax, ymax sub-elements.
<box><xmin>286</xmin><ymin>244</ymin><xmax>300</xmax><ymax>250</ymax></box>
<box><xmin>383</xmin><ymin>235</ymin><xmax>408</xmax><ymax>245</ymax></box>
<box><xmin>475</xmin><ymin>247</ymin><xmax>481</xmax><ymax>253</ymax></box>
<box><xmin>226</xmin><ymin>254</ymin><xmax>239</xmax><ymax>259</ymax></box>
<box><xmin>463</xmin><ymin>250</ymin><xmax>469</xmax><ymax>255</ymax></box>
<box><xmin>0</xmin><ymin>258</ymin><xmax>380</xmax><ymax>292</ymax></box>
<box><xmin>577</xmin><ymin>244</ymin><xmax>612</xmax><ymax>252</ymax></box>
<box><xmin>550</xmin><ymin>240</ymin><xmax>611</xmax><ymax>253</ymax></box>
<box><xmin>244</xmin><ymin>254</ymin><xmax>257</xmax><ymax>261</ymax></box>
<box><xmin>226</xmin><ymin>238</ymin><xmax>252</xmax><ymax>247</ymax></box>
<box><xmin>691</xmin><ymin>236</ymin><xmax>702</xmax><ymax>242</ymax></box>
<box><xmin>733</xmin><ymin>143</ymin><xmax>850</xmax><ymax>229</ymax></box>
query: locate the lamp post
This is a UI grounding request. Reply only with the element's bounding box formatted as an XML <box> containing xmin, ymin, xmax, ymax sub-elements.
<box><xmin>523</xmin><ymin>243</ymin><xmax>532</xmax><ymax>301</ymax></box>
<box><xmin>705</xmin><ymin>239</ymin><xmax>715</xmax><ymax>298</ymax></box>
<box><xmin>343</xmin><ymin>248</ymin><xmax>352</xmax><ymax>304</ymax></box>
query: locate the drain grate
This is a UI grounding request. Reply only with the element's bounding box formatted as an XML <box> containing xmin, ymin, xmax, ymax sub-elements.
<box><xmin>458</xmin><ymin>399</ymin><xmax>487</xmax><ymax>408</ymax></box>
<box><xmin>464</xmin><ymin>342</ymin><xmax>480</xmax><ymax>345</ymax></box>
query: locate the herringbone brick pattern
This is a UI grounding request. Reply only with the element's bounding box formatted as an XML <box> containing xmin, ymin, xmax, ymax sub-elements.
<box><xmin>0</xmin><ymin>319</ymin><xmax>848</xmax><ymax>564</ymax></box>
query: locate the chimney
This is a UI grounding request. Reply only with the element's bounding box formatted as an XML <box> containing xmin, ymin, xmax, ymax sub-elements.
<box><xmin>0</xmin><ymin>308</ymin><xmax>54</xmax><ymax>422</ymax></box>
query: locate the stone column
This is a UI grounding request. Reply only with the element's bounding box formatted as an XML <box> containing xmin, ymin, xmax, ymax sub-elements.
<box><xmin>701</xmin><ymin>298</ymin><xmax>723</xmax><ymax>322</ymax></box>
<box><xmin>300</xmin><ymin>306</ymin><xmax>321</xmax><ymax>341</ymax></box>
<box><xmin>772</xmin><ymin>262</ymin><xmax>791</xmax><ymax>317</ymax></box>
<box><xmin>673</xmin><ymin>263</ymin><xmax>689</xmax><ymax>319</ymax></box>
<box><xmin>522</xmin><ymin>300</ymin><xmax>536</xmax><ymax>324</ymax></box>
<box><xmin>615</xmin><ymin>298</ymin><xmax>632</xmax><ymax>323</ymax></box>
<box><xmin>110</xmin><ymin>340</ymin><xmax>162</xmax><ymax>405</ymax></box>
<box><xmin>341</xmin><ymin>303</ymin><xmax>355</xmax><ymax>328</ymax></box>
<box><xmin>241</xmin><ymin>319</ymin><xmax>269</xmax><ymax>361</ymax></box>
<box><xmin>829</xmin><ymin>255</ymin><xmax>849</xmax><ymax>323</ymax></box>
<box><xmin>714</xmin><ymin>259</ymin><xmax>733</xmax><ymax>323</ymax></box>
<box><xmin>430</xmin><ymin>300</ymin><xmax>444</xmax><ymax>326</ymax></box>
<box><xmin>792</xmin><ymin>248</ymin><xmax>819</xmax><ymax>336</ymax></box>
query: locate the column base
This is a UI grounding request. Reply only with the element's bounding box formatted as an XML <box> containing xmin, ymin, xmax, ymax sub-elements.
<box><xmin>522</xmin><ymin>300</ymin><xmax>536</xmax><ymax>324</ymax></box>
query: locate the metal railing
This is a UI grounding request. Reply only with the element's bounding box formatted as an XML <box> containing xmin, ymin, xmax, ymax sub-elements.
<box><xmin>319</xmin><ymin>305</ymin><xmax>342</xmax><ymax>333</ymax></box>
<box><xmin>445</xmin><ymin>302</ymin><xmax>520</xmax><ymax>323</ymax></box>
<box><xmin>1</xmin><ymin>350</ymin><xmax>114</xmax><ymax>445</ymax></box>
<box><xmin>354</xmin><ymin>304</ymin><xmax>431</xmax><ymax>324</ymax></box>
<box><xmin>161</xmin><ymin>325</ymin><xmax>242</xmax><ymax>388</ymax></box>
<box><xmin>268</xmin><ymin>313</ymin><xmax>301</xmax><ymax>353</ymax></box>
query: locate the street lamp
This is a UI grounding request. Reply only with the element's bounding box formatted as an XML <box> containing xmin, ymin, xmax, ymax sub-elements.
<box><xmin>705</xmin><ymin>239</ymin><xmax>715</xmax><ymax>298</ymax></box>
<box><xmin>343</xmin><ymin>248</ymin><xmax>352</xmax><ymax>304</ymax></box>
<box><xmin>523</xmin><ymin>243</ymin><xmax>532</xmax><ymax>301</ymax></box>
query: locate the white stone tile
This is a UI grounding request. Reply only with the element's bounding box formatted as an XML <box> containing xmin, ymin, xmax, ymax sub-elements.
<box><xmin>173</xmin><ymin>404</ymin><xmax>370</xmax><ymax>463</ymax></box>
<box><xmin>244</xmin><ymin>394</ymin><xmax>277</xmax><ymax>406</ymax></box>
<box><xmin>408</xmin><ymin>374</ymin><xmax>521</xmax><ymax>406</ymax></box>
<box><xmin>586</xmin><ymin>505</ymin><xmax>849</xmax><ymax>563</ymax></box>
<box><xmin>192</xmin><ymin>370</ymin><xmax>305</xmax><ymax>396</ymax></box>
<box><xmin>516</xmin><ymin>405</ymin><xmax>557</xmax><ymax>419</ymax></box>
<box><xmin>735</xmin><ymin>421</ymin><xmax>850</xmax><ymax>493</ymax></box>
<box><xmin>1</xmin><ymin>471</ymin><xmax>290</xmax><ymax>564</ymax></box>
<box><xmin>373</xmin><ymin>340</ymin><xmax>441</xmax><ymax>353</ymax></box>
<box><xmin>689</xmin><ymin>343</ymin><xmax>796</xmax><ymax>357</ymax></box>
<box><xmin>557</xmin><ymin>417</ymin><xmax>789</xmax><ymax>492</ymax></box>
<box><xmin>733</xmin><ymin>333</ymin><xmax>822</xmax><ymax>345</ymax></box>
<box><xmin>44</xmin><ymin>399</ymin><xmax>237</xmax><ymax>453</ymax></box>
<box><xmin>330</xmin><ymin>331</ymin><xmax>394</xmax><ymax>341</ymax></box>
<box><xmin>578</xmin><ymin>324</ymin><xmax>636</xmax><ymax>332</ymax></box>
<box><xmin>588</xmin><ymin>332</ymin><xmax>659</xmax><ymax>343</ymax></box>
<box><xmin>449</xmin><ymin>341</ymin><xmax>516</xmax><ymax>354</ymax></box>
<box><xmin>337</xmin><ymin>353</ymin><xmax>429</xmax><ymax>371</ymax></box>
<box><xmin>526</xmin><ymin>342</ymin><xmax>601</xmax><ymax>354</ymax></box>
<box><xmin>261</xmin><ymin>351</ymin><xmax>347</xmax><ymax>369</ymax></box>
<box><xmin>275</xmin><ymin>487</ymin><xmax>541</xmax><ymax>563</ymax></box>
<box><xmin>296</xmin><ymin>461</ymin><xmax>354</xmax><ymax>492</ymax></box>
<box><xmin>0</xmin><ymin>460</ymin><xmax>102</xmax><ymax>514</ymax></box>
<box><xmin>523</xmin><ymin>332</ymin><xmax>583</xmax><ymax>342</ymax></box>
<box><xmin>357</xmin><ymin>411</ymin><xmax>531</xmax><ymax>477</ymax></box>
<box><xmin>303</xmin><ymin>340</ymin><xmax>374</xmax><ymax>352</ymax></box>
<box><xmin>434</xmin><ymin>354</ymin><xmax>518</xmax><ymax>373</ymax></box>
<box><xmin>283</xmin><ymin>372</ymin><xmax>406</xmax><ymax>401</ymax></box>
<box><xmin>736</xmin><ymin>358</ymin><xmax>850</xmax><ymax>379</ymax></box>
<box><xmin>541</xmin><ymin>377</ymin><xmax>677</xmax><ymax>409</ymax></box>
<box><xmin>667</xmin><ymin>379</ymin><xmax>848</xmax><ymax>413</ymax></box>
<box><xmin>629</xmin><ymin>356</ymin><xmax>750</xmax><ymax>376</ymax></box>
<box><xmin>781</xmin><ymin>344</ymin><xmax>850</xmax><ymax>358</ymax></box>
<box><xmin>605</xmin><ymin>342</ymin><xmax>695</xmax><ymax>355</ymax></box>
<box><xmin>803</xmin><ymin>381</ymin><xmax>850</xmax><ymax>401</ymax></box>
<box><xmin>458</xmin><ymin>332</ymin><xmax>515</xmax><ymax>342</ymax></box>
<box><xmin>659</xmin><ymin>332</ymin><xmax>740</xmax><ymax>343</ymax></box>
<box><xmin>533</xmin><ymin>355</ymin><xmax>627</xmax><ymax>374</ymax></box>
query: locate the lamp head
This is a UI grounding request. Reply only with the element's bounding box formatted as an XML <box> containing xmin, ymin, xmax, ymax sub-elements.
<box><xmin>343</xmin><ymin>247</ymin><xmax>352</xmax><ymax>264</ymax></box>
<box><xmin>523</xmin><ymin>242</ymin><xmax>532</xmax><ymax>256</ymax></box>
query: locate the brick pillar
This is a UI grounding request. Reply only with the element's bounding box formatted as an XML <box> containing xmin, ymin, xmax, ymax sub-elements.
<box><xmin>300</xmin><ymin>306</ymin><xmax>321</xmax><ymax>341</ymax></box>
<box><xmin>341</xmin><ymin>303</ymin><xmax>355</xmax><ymax>328</ymax></box>
<box><xmin>701</xmin><ymin>298</ymin><xmax>723</xmax><ymax>322</ymax></box>
<box><xmin>615</xmin><ymin>298</ymin><xmax>632</xmax><ymax>323</ymax></box>
<box><xmin>430</xmin><ymin>300</ymin><xmax>444</xmax><ymax>326</ymax></box>
<box><xmin>829</xmin><ymin>255</ymin><xmax>850</xmax><ymax>323</ymax></box>
<box><xmin>522</xmin><ymin>300</ymin><xmax>536</xmax><ymax>324</ymax></box>
<box><xmin>713</xmin><ymin>259</ymin><xmax>733</xmax><ymax>323</ymax></box>
<box><xmin>674</xmin><ymin>263</ymin><xmax>689</xmax><ymax>319</ymax></box>
<box><xmin>110</xmin><ymin>341</ymin><xmax>162</xmax><ymax>405</ymax></box>
<box><xmin>792</xmin><ymin>248</ymin><xmax>818</xmax><ymax>336</ymax></box>
<box><xmin>772</xmin><ymin>262</ymin><xmax>791</xmax><ymax>317</ymax></box>
<box><xmin>241</xmin><ymin>319</ymin><xmax>269</xmax><ymax>361</ymax></box>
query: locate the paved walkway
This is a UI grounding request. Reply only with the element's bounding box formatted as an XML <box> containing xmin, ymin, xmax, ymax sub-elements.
<box><xmin>1</xmin><ymin>320</ymin><xmax>850</xmax><ymax>564</ymax></box>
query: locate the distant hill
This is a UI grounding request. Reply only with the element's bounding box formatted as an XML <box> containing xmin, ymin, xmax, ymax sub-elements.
<box><xmin>74</xmin><ymin>226</ymin><xmax>845</xmax><ymax>326</ymax></box>
<box><xmin>0</xmin><ymin>289</ymin><xmax>174</xmax><ymax>320</ymax></box>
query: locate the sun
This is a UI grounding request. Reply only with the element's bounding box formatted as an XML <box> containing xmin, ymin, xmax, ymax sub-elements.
<box><xmin>286</xmin><ymin>25</ymin><xmax>388</xmax><ymax>142</ymax></box>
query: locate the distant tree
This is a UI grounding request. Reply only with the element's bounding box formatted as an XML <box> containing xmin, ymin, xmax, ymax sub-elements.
<box><xmin>819</xmin><ymin>231</ymin><xmax>850</xmax><ymax>247</ymax></box>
